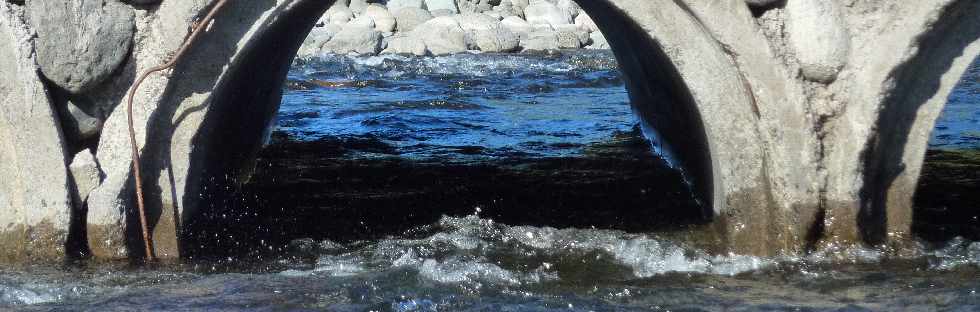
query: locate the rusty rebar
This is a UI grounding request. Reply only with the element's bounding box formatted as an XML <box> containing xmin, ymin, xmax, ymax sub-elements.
<box><xmin>126</xmin><ymin>0</ymin><xmax>231</xmax><ymax>262</ymax></box>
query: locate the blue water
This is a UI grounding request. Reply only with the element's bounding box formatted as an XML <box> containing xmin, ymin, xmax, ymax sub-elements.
<box><xmin>280</xmin><ymin>51</ymin><xmax>633</xmax><ymax>160</ymax></box>
<box><xmin>931</xmin><ymin>57</ymin><xmax>980</xmax><ymax>150</ymax></box>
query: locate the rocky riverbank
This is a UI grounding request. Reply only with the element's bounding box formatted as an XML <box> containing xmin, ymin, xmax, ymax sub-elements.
<box><xmin>297</xmin><ymin>0</ymin><xmax>608</xmax><ymax>58</ymax></box>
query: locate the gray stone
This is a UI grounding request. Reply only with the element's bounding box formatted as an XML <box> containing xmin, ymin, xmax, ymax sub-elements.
<box><xmin>62</xmin><ymin>100</ymin><xmax>103</xmax><ymax>141</ymax></box>
<box><xmin>69</xmin><ymin>149</ymin><xmax>102</xmax><ymax>203</ymax></box>
<box><xmin>500</xmin><ymin>15</ymin><xmax>531</xmax><ymax>38</ymax></box>
<box><xmin>27</xmin><ymin>0</ymin><xmax>135</xmax><ymax>94</ymax></box>
<box><xmin>297</xmin><ymin>24</ymin><xmax>341</xmax><ymax>58</ymax></box>
<box><xmin>323</xmin><ymin>25</ymin><xmax>382</xmax><ymax>55</ymax></box>
<box><xmin>586</xmin><ymin>30</ymin><xmax>607</xmax><ymax>49</ymax></box>
<box><xmin>349</xmin><ymin>0</ymin><xmax>369</xmax><ymax>15</ymax></box>
<box><xmin>381</xmin><ymin>33</ymin><xmax>427</xmax><ymax>55</ymax></box>
<box><xmin>0</xmin><ymin>2</ymin><xmax>72</xmax><ymax>263</ymax></box>
<box><xmin>365</xmin><ymin>4</ymin><xmax>396</xmax><ymax>32</ymax></box>
<box><xmin>574</xmin><ymin>11</ymin><xmax>597</xmax><ymax>32</ymax></box>
<box><xmin>413</xmin><ymin>16</ymin><xmax>466</xmax><ymax>55</ymax></box>
<box><xmin>523</xmin><ymin>1</ymin><xmax>569</xmax><ymax>26</ymax></box>
<box><xmin>429</xmin><ymin>8</ymin><xmax>455</xmax><ymax>17</ymax></box>
<box><xmin>327</xmin><ymin>6</ymin><xmax>354</xmax><ymax>25</ymax></box>
<box><xmin>394</xmin><ymin>7</ymin><xmax>433</xmax><ymax>32</ymax></box>
<box><xmin>474</xmin><ymin>27</ymin><xmax>518</xmax><ymax>52</ymax></box>
<box><xmin>387</xmin><ymin>0</ymin><xmax>424</xmax><ymax>11</ymax></box>
<box><xmin>424</xmin><ymin>0</ymin><xmax>457</xmax><ymax>13</ymax></box>
<box><xmin>785</xmin><ymin>0</ymin><xmax>849</xmax><ymax>83</ymax></box>
<box><xmin>520</xmin><ymin>29</ymin><xmax>557</xmax><ymax>50</ymax></box>
<box><xmin>554</xmin><ymin>24</ymin><xmax>585</xmax><ymax>48</ymax></box>
<box><xmin>348</xmin><ymin>15</ymin><xmax>375</xmax><ymax>28</ymax></box>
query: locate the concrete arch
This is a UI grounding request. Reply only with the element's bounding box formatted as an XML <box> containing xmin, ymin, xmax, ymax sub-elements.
<box><xmin>2</xmin><ymin>0</ymin><xmax>977</xmax><ymax>262</ymax></box>
<box><xmin>84</xmin><ymin>0</ymin><xmax>779</xmax><ymax>259</ymax></box>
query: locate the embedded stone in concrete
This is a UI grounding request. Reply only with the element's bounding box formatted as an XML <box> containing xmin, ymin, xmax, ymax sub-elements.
<box><xmin>69</xmin><ymin>149</ymin><xmax>102</xmax><ymax>203</ymax></box>
<box><xmin>785</xmin><ymin>0</ymin><xmax>849</xmax><ymax>83</ymax></box>
<box><xmin>27</xmin><ymin>0</ymin><xmax>135</xmax><ymax>94</ymax></box>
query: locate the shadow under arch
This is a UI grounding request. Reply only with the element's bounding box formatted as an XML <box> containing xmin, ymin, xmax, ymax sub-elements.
<box><xmin>172</xmin><ymin>0</ymin><xmax>715</xmax><ymax>259</ymax></box>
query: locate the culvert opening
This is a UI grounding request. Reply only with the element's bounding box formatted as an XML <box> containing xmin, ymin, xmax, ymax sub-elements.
<box><xmin>241</xmin><ymin>51</ymin><xmax>704</xmax><ymax>247</ymax></box>
<box><xmin>914</xmin><ymin>55</ymin><xmax>980</xmax><ymax>243</ymax></box>
<box><xmin>177</xmin><ymin>0</ymin><xmax>716</xmax><ymax>259</ymax></box>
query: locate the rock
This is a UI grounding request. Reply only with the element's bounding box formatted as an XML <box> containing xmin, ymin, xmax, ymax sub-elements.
<box><xmin>523</xmin><ymin>1</ymin><xmax>570</xmax><ymax>26</ymax></box>
<box><xmin>59</xmin><ymin>100</ymin><xmax>103</xmax><ymax>142</ymax></box>
<box><xmin>424</xmin><ymin>0</ymin><xmax>458</xmax><ymax>13</ymax></box>
<box><xmin>394</xmin><ymin>7</ymin><xmax>433</xmax><ymax>32</ymax></box>
<box><xmin>520</xmin><ymin>29</ymin><xmax>558</xmax><ymax>51</ymax></box>
<box><xmin>474</xmin><ymin>27</ymin><xmax>519</xmax><ymax>52</ymax></box>
<box><xmin>27</xmin><ymin>0</ymin><xmax>135</xmax><ymax>94</ymax></box>
<box><xmin>387</xmin><ymin>0</ymin><xmax>425</xmax><ymax>11</ymax></box>
<box><xmin>501</xmin><ymin>15</ymin><xmax>532</xmax><ymax>38</ymax></box>
<box><xmin>327</xmin><ymin>6</ymin><xmax>354</xmax><ymax>25</ymax></box>
<box><xmin>785</xmin><ymin>0</ymin><xmax>849</xmax><ymax>83</ymax></box>
<box><xmin>348</xmin><ymin>15</ymin><xmax>375</xmax><ymax>28</ymax></box>
<box><xmin>485</xmin><ymin>11</ymin><xmax>504</xmax><ymax>20</ymax></box>
<box><xmin>455</xmin><ymin>13</ymin><xmax>501</xmax><ymax>50</ymax></box>
<box><xmin>69</xmin><ymin>149</ymin><xmax>102</xmax><ymax>203</ymax></box>
<box><xmin>0</xmin><ymin>2</ymin><xmax>73</xmax><ymax>262</ymax></box>
<box><xmin>322</xmin><ymin>25</ymin><xmax>382</xmax><ymax>55</ymax></box>
<box><xmin>554</xmin><ymin>24</ymin><xmax>585</xmax><ymax>48</ymax></box>
<box><xmin>587</xmin><ymin>30</ymin><xmax>608</xmax><ymax>49</ymax></box>
<box><xmin>349</xmin><ymin>0</ymin><xmax>369</xmax><ymax>15</ymax></box>
<box><xmin>382</xmin><ymin>34</ymin><xmax>427</xmax><ymax>56</ymax></box>
<box><xmin>429</xmin><ymin>8</ymin><xmax>455</xmax><ymax>17</ymax></box>
<box><xmin>456</xmin><ymin>12</ymin><xmax>500</xmax><ymax>31</ymax></box>
<box><xmin>556</xmin><ymin>0</ymin><xmax>579</xmax><ymax>19</ymax></box>
<box><xmin>509</xmin><ymin>0</ymin><xmax>529</xmax><ymax>13</ymax></box>
<box><xmin>413</xmin><ymin>16</ymin><xmax>466</xmax><ymax>55</ymax></box>
<box><xmin>297</xmin><ymin>24</ymin><xmax>341</xmax><ymax>58</ymax></box>
<box><xmin>574</xmin><ymin>11</ymin><xmax>597</xmax><ymax>32</ymax></box>
<box><xmin>365</xmin><ymin>4</ymin><xmax>396</xmax><ymax>32</ymax></box>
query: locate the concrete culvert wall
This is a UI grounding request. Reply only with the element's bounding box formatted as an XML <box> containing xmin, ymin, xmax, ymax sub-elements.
<box><xmin>0</xmin><ymin>0</ymin><xmax>977</xmax><ymax>262</ymax></box>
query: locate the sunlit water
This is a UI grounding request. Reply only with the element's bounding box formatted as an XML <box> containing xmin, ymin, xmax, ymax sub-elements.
<box><xmin>3</xmin><ymin>52</ymin><xmax>978</xmax><ymax>311</ymax></box>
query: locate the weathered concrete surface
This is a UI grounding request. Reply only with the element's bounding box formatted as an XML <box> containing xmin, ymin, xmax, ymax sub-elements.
<box><xmin>0</xmin><ymin>0</ymin><xmax>976</xmax><ymax>261</ymax></box>
<box><xmin>0</xmin><ymin>3</ymin><xmax>72</xmax><ymax>263</ymax></box>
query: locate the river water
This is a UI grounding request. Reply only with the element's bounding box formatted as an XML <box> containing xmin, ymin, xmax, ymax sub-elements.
<box><xmin>3</xmin><ymin>51</ymin><xmax>978</xmax><ymax>311</ymax></box>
